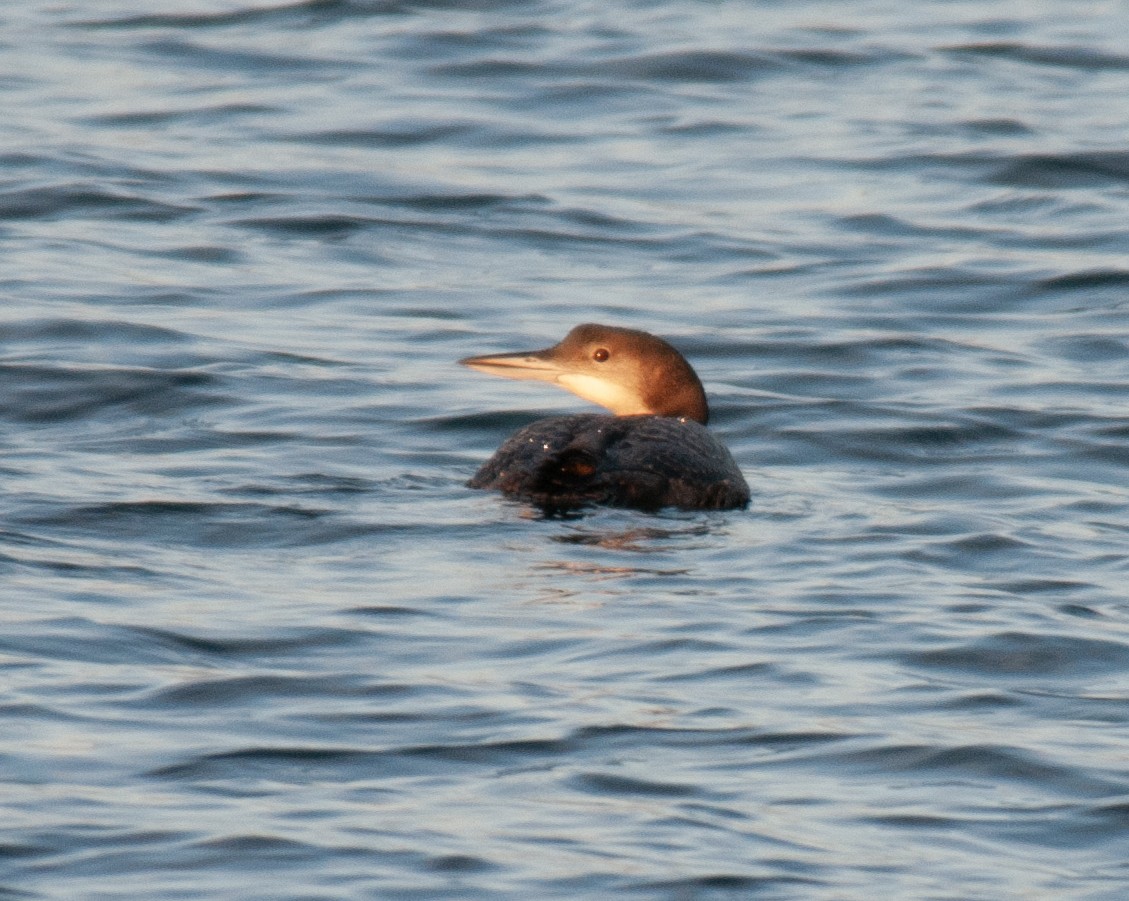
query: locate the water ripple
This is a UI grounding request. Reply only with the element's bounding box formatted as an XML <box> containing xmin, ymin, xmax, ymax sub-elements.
<box><xmin>5</xmin><ymin>2</ymin><xmax>1129</xmax><ymax>899</ymax></box>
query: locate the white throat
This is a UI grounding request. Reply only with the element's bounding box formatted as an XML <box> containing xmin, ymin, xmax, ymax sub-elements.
<box><xmin>557</xmin><ymin>373</ymin><xmax>653</xmax><ymax>416</ymax></box>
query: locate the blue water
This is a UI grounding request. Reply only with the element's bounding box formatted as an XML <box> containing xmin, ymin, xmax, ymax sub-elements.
<box><xmin>4</xmin><ymin>1</ymin><xmax>1129</xmax><ymax>898</ymax></box>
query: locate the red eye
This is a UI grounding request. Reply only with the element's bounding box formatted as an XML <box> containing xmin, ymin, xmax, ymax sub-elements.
<box><xmin>593</xmin><ymin>348</ymin><xmax>610</xmax><ymax>362</ymax></box>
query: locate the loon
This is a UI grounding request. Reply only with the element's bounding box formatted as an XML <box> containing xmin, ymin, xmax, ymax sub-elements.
<box><xmin>460</xmin><ymin>323</ymin><xmax>749</xmax><ymax>512</ymax></box>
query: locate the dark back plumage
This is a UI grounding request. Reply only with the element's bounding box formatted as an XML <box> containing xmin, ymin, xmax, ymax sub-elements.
<box><xmin>468</xmin><ymin>414</ymin><xmax>749</xmax><ymax>512</ymax></box>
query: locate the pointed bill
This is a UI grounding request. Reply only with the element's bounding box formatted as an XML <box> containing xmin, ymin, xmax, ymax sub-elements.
<box><xmin>458</xmin><ymin>349</ymin><xmax>564</xmax><ymax>385</ymax></box>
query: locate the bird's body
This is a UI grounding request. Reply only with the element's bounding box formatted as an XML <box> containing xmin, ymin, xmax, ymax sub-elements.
<box><xmin>468</xmin><ymin>413</ymin><xmax>748</xmax><ymax>512</ymax></box>
<box><xmin>460</xmin><ymin>324</ymin><xmax>749</xmax><ymax>513</ymax></box>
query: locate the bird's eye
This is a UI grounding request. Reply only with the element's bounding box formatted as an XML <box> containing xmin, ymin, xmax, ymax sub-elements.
<box><xmin>593</xmin><ymin>348</ymin><xmax>610</xmax><ymax>362</ymax></box>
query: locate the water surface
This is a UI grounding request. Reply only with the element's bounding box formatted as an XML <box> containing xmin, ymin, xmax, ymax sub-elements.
<box><xmin>3</xmin><ymin>1</ymin><xmax>1129</xmax><ymax>898</ymax></box>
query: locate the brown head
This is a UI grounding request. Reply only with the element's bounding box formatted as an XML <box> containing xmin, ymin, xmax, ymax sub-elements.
<box><xmin>459</xmin><ymin>323</ymin><xmax>710</xmax><ymax>424</ymax></box>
